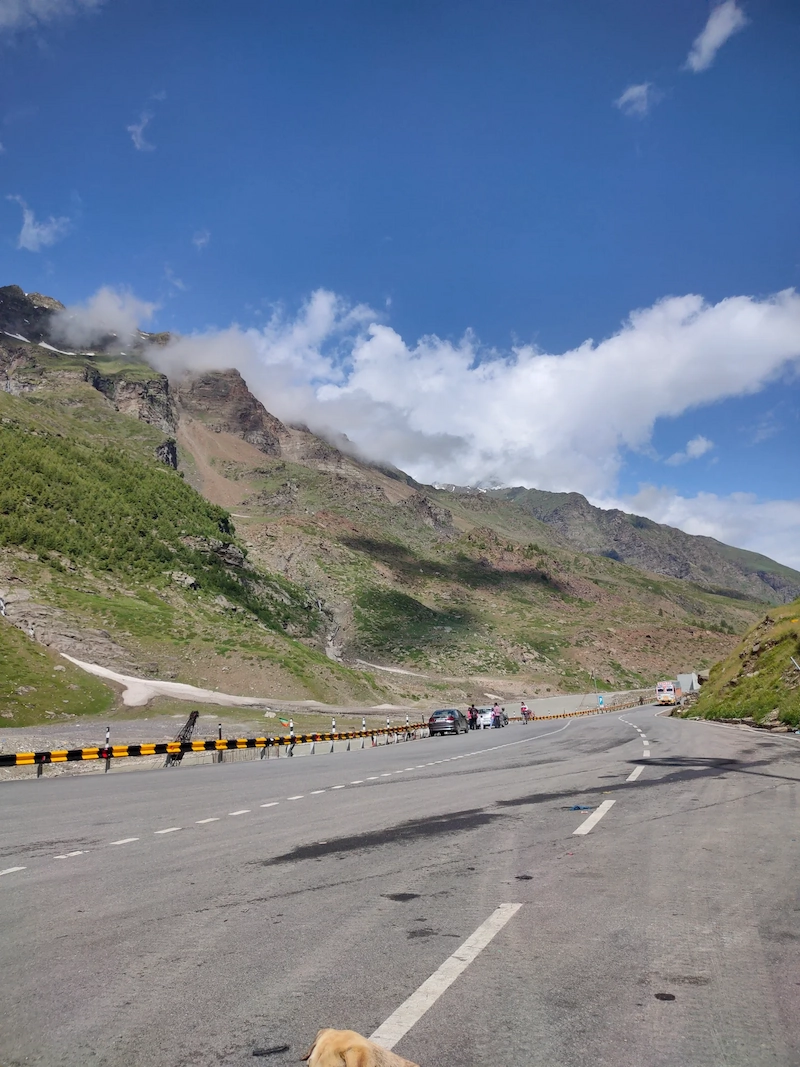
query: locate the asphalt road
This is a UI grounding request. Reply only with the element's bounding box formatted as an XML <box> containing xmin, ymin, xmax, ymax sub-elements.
<box><xmin>1</xmin><ymin>708</ymin><xmax>798</xmax><ymax>1067</ymax></box>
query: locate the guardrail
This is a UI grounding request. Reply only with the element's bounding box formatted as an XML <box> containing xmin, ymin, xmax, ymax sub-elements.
<box><xmin>0</xmin><ymin>697</ymin><xmax>650</xmax><ymax>773</ymax></box>
<box><xmin>0</xmin><ymin>722</ymin><xmax>428</xmax><ymax>770</ymax></box>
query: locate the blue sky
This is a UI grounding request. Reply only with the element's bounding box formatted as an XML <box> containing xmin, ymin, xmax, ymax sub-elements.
<box><xmin>1</xmin><ymin>0</ymin><xmax>799</xmax><ymax>566</ymax></box>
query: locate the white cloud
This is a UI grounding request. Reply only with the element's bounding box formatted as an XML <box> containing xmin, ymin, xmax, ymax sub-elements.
<box><xmin>684</xmin><ymin>1</ymin><xmax>748</xmax><ymax>74</ymax></box>
<box><xmin>192</xmin><ymin>229</ymin><xmax>210</xmax><ymax>251</ymax></box>
<box><xmin>204</xmin><ymin>286</ymin><xmax>800</xmax><ymax>501</ymax></box>
<box><xmin>0</xmin><ymin>0</ymin><xmax>104</xmax><ymax>33</ymax></box>
<box><xmin>615</xmin><ymin>486</ymin><xmax>800</xmax><ymax>571</ymax></box>
<box><xmin>164</xmin><ymin>265</ymin><xmax>187</xmax><ymax>293</ymax></box>
<box><xmin>665</xmin><ymin>434</ymin><xmax>714</xmax><ymax>465</ymax></box>
<box><xmin>7</xmin><ymin>194</ymin><xmax>71</xmax><ymax>252</ymax></box>
<box><xmin>614</xmin><ymin>82</ymin><xmax>660</xmax><ymax>118</ymax></box>
<box><xmin>50</xmin><ymin>287</ymin><xmax>157</xmax><ymax>348</ymax></box>
<box><xmin>88</xmin><ymin>282</ymin><xmax>800</xmax><ymax>566</ymax></box>
<box><xmin>127</xmin><ymin>111</ymin><xmax>154</xmax><ymax>152</ymax></box>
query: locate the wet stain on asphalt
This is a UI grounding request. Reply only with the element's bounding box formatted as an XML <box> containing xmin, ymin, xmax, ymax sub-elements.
<box><xmin>259</xmin><ymin>808</ymin><xmax>503</xmax><ymax>866</ymax></box>
<box><xmin>384</xmin><ymin>892</ymin><xmax>420</xmax><ymax>901</ymax></box>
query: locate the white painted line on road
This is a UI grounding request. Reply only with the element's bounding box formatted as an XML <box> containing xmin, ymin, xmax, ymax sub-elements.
<box><xmin>154</xmin><ymin>827</ymin><xmax>181</xmax><ymax>835</ymax></box>
<box><xmin>380</xmin><ymin>773</ymin><xmax>392</xmax><ymax>777</ymax></box>
<box><xmin>350</xmin><ymin>780</ymin><xmax>364</xmax><ymax>785</ymax></box>
<box><xmin>229</xmin><ymin>809</ymin><xmax>251</xmax><ymax>816</ymax></box>
<box><xmin>110</xmin><ymin>837</ymin><xmax>139</xmax><ymax>844</ymax></box>
<box><xmin>370</xmin><ymin>903</ymin><xmax>523</xmax><ymax>1051</ymax></box>
<box><xmin>287</xmin><ymin>795</ymin><xmax>304</xmax><ymax>801</ymax></box>
<box><xmin>310</xmin><ymin>789</ymin><xmax>326</xmax><ymax>794</ymax></box>
<box><xmin>642</xmin><ymin>741</ymin><xmax>650</xmax><ymax>748</ymax></box>
<box><xmin>366</xmin><ymin>776</ymin><xmax>380</xmax><ymax>780</ymax></box>
<box><xmin>573</xmin><ymin>800</ymin><xmax>616</xmax><ymax>835</ymax></box>
<box><xmin>405</xmin><ymin>768</ymin><xmax>415</xmax><ymax>771</ymax></box>
<box><xmin>1</xmin><ymin>866</ymin><xmax>26</xmax><ymax>876</ymax></box>
<box><xmin>642</xmin><ymin>750</ymin><xmax>651</xmax><ymax>758</ymax></box>
<box><xmin>626</xmin><ymin>765</ymin><xmax>644</xmax><ymax>782</ymax></box>
<box><xmin>55</xmin><ymin>850</ymin><xmax>87</xmax><ymax>858</ymax></box>
<box><xmin>197</xmin><ymin>818</ymin><xmax>220</xmax><ymax>824</ymax></box>
<box><xmin>260</xmin><ymin>802</ymin><xmax>279</xmax><ymax>808</ymax></box>
<box><xmin>332</xmin><ymin>785</ymin><xmax>345</xmax><ymax>789</ymax></box>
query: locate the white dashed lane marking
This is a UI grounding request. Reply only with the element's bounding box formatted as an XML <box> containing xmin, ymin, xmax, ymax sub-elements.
<box><xmin>626</xmin><ymin>765</ymin><xmax>644</xmax><ymax>782</ymax></box>
<box><xmin>371</xmin><ymin>903</ymin><xmax>523</xmax><ymax>1050</ymax></box>
<box><xmin>573</xmin><ymin>799</ymin><xmax>616</xmax><ymax>836</ymax></box>
<box><xmin>6</xmin><ymin>722</ymin><xmax>581</xmax><ymax>881</ymax></box>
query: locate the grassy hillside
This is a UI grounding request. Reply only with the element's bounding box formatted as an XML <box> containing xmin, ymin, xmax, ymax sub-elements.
<box><xmin>693</xmin><ymin>600</ymin><xmax>800</xmax><ymax>726</ymax></box>
<box><xmin>1</xmin><ymin>294</ymin><xmax>790</xmax><ymax>722</ymax></box>
<box><xmin>0</xmin><ymin>618</ymin><xmax>114</xmax><ymax>726</ymax></box>
<box><xmin>205</xmin><ymin>448</ymin><xmax>766</xmax><ymax>699</ymax></box>
<box><xmin>0</xmin><ymin>385</ymin><xmax>385</xmax><ymax>723</ymax></box>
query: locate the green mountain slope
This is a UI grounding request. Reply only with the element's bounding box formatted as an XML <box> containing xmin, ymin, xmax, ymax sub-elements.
<box><xmin>693</xmin><ymin>600</ymin><xmax>800</xmax><ymax>726</ymax></box>
<box><xmin>2</xmin><ymin>282</ymin><xmax>796</xmax><ymax>723</ymax></box>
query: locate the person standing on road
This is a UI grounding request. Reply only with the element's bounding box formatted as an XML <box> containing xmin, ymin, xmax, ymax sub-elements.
<box><xmin>492</xmin><ymin>702</ymin><xmax>502</xmax><ymax>728</ymax></box>
<box><xmin>468</xmin><ymin>705</ymin><xmax>477</xmax><ymax>730</ymax></box>
<box><xmin>521</xmin><ymin>702</ymin><xmax>529</xmax><ymax>723</ymax></box>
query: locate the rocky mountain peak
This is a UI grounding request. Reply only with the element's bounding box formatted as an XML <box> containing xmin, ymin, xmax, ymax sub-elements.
<box><xmin>0</xmin><ymin>285</ymin><xmax>60</xmax><ymax>343</ymax></box>
<box><xmin>174</xmin><ymin>368</ymin><xmax>288</xmax><ymax>457</ymax></box>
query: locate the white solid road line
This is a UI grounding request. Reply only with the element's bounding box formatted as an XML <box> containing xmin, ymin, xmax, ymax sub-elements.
<box><xmin>154</xmin><ymin>827</ymin><xmax>181</xmax><ymax>834</ymax></box>
<box><xmin>197</xmin><ymin>818</ymin><xmax>220</xmax><ymax>824</ymax></box>
<box><xmin>370</xmin><ymin>903</ymin><xmax>523</xmax><ymax>1051</ymax></box>
<box><xmin>1</xmin><ymin>866</ymin><xmax>26</xmax><ymax>876</ymax></box>
<box><xmin>229</xmin><ymin>809</ymin><xmax>250</xmax><ymax>816</ymax></box>
<box><xmin>573</xmin><ymin>799</ymin><xmax>616</xmax><ymax>835</ymax></box>
<box><xmin>260</xmin><ymin>802</ymin><xmax>279</xmax><ymax>808</ymax></box>
<box><xmin>110</xmin><ymin>837</ymin><xmax>139</xmax><ymax>844</ymax></box>
<box><xmin>626</xmin><ymin>765</ymin><xmax>644</xmax><ymax>782</ymax></box>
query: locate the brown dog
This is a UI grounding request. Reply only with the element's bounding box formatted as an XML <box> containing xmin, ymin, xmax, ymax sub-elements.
<box><xmin>301</xmin><ymin>1028</ymin><xmax>420</xmax><ymax>1067</ymax></box>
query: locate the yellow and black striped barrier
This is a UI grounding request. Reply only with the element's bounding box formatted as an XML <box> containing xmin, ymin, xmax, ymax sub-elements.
<box><xmin>0</xmin><ymin>724</ymin><xmax>426</xmax><ymax>768</ymax></box>
<box><xmin>0</xmin><ymin>698</ymin><xmax>649</xmax><ymax>769</ymax></box>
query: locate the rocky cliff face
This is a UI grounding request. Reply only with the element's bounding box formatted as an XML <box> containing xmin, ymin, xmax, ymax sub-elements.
<box><xmin>92</xmin><ymin>372</ymin><xmax>177</xmax><ymax>434</ymax></box>
<box><xmin>174</xmin><ymin>369</ymin><xmax>287</xmax><ymax>456</ymax></box>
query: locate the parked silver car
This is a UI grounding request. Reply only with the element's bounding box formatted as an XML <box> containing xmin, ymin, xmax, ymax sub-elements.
<box><xmin>428</xmin><ymin>708</ymin><xmax>469</xmax><ymax>735</ymax></box>
<box><xmin>476</xmin><ymin>705</ymin><xmax>508</xmax><ymax>728</ymax></box>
